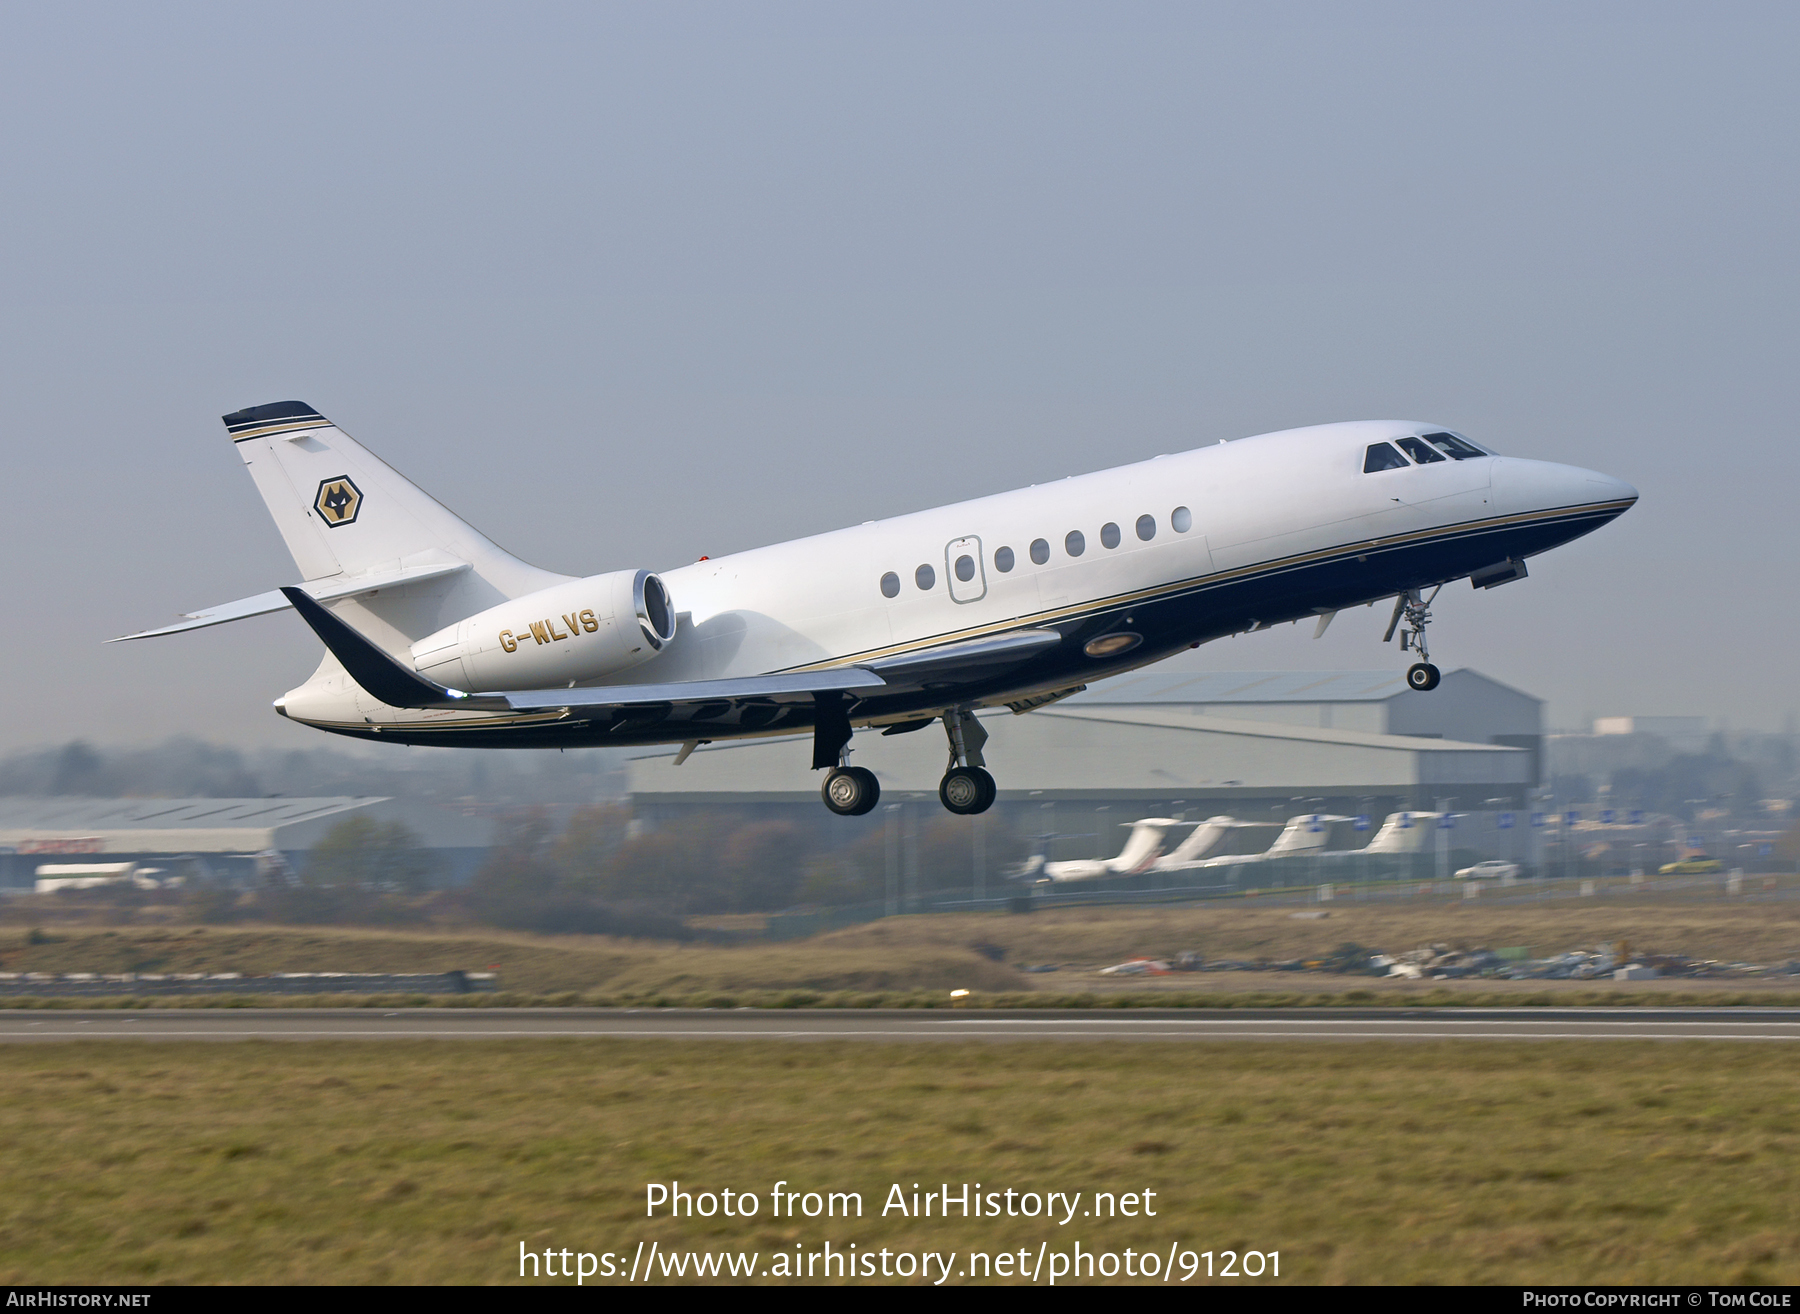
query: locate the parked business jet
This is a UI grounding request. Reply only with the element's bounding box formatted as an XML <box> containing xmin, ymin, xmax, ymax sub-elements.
<box><xmin>1018</xmin><ymin>814</ymin><xmax>1279</xmax><ymax>883</ymax></box>
<box><xmin>118</xmin><ymin>403</ymin><xmax>1635</xmax><ymax>817</ymax></box>
<box><xmin>1018</xmin><ymin>817</ymin><xmax>1186</xmax><ymax>883</ymax></box>
<box><xmin>1163</xmin><ymin>813</ymin><xmax>1354</xmax><ymax>871</ymax></box>
<box><xmin>1151</xmin><ymin>816</ymin><xmax>1276</xmax><ymax>870</ymax></box>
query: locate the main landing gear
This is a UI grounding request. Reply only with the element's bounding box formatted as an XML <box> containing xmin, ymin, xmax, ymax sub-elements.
<box><xmin>821</xmin><ymin>763</ymin><xmax>881</xmax><ymax>816</ymax></box>
<box><xmin>939</xmin><ymin>709</ymin><xmax>996</xmax><ymax>816</ymax></box>
<box><xmin>816</xmin><ymin>690</ymin><xmax>881</xmax><ymax>816</ymax></box>
<box><xmin>813</xmin><ymin>701</ymin><xmax>999</xmax><ymax>817</ymax></box>
<box><xmin>1384</xmin><ymin>586</ymin><xmax>1443</xmax><ymax>691</ymax></box>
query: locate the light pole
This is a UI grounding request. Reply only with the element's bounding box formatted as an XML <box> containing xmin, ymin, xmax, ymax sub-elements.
<box><xmin>973</xmin><ymin>810</ymin><xmax>986</xmax><ymax>905</ymax></box>
<box><xmin>883</xmin><ymin>804</ymin><xmax>899</xmax><ymax>918</ymax></box>
<box><xmin>1436</xmin><ymin>797</ymin><xmax>1455</xmax><ymax>885</ymax></box>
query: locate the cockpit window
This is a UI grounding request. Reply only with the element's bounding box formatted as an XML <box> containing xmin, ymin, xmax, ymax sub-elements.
<box><xmin>1363</xmin><ymin>442</ymin><xmax>1408</xmax><ymax>473</ymax></box>
<box><xmin>1422</xmin><ymin>431</ymin><xmax>1488</xmax><ymax>460</ymax></box>
<box><xmin>1396</xmin><ymin>436</ymin><xmax>1447</xmax><ymax>464</ymax></box>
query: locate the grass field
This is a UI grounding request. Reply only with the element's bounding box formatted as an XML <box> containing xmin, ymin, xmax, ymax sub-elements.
<box><xmin>2</xmin><ymin>898</ymin><xmax>1798</xmax><ymax>1003</ymax></box>
<box><xmin>2</xmin><ymin>1039</ymin><xmax>1798</xmax><ymax>1284</ymax></box>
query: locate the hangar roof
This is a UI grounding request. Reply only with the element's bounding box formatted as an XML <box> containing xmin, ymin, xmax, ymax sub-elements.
<box><xmin>0</xmin><ymin>797</ymin><xmax>382</xmax><ymax>830</ymax></box>
<box><xmin>0</xmin><ymin>797</ymin><xmax>490</xmax><ymax>855</ymax></box>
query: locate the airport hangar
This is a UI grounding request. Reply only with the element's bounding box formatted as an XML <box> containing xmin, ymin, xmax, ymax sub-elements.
<box><xmin>625</xmin><ymin>667</ymin><xmax>1541</xmax><ymax>852</ymax></box>
<box><xmin>0</xmin><ymin>797</ymin><xmax>493</xmax><ymax>890</ymax></box>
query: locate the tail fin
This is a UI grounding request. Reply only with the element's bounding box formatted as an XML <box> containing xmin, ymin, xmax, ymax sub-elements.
<box><xmin>224</xmin><ymin>401</ymin><xmax>568</xmax><ymax>642</ymax></box>
<box><xmin>1359</xmin><ymin>812</ymin><xmax>1441</xmax><ymax>855</ymax></box>
<box><xmin>1263</xmin><ymin>814</ymin><xmax>1351</xmax><ymax>857</ymax></box>
<box><xmin>1164</xmin><ymin>816</ymin><xmax>1237</xmax><ymax>864</ymax></box>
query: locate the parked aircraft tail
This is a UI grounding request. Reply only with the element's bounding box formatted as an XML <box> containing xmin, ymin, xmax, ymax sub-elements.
<box><xmin>1160</xmin><ymin>816</ymin><xmax>1276</xmax><ymax>865</ymax></box>
<box><xmin>1358</xmin><ymin>812</ymin><xmax>1444</xmax><ymax>855</ymax></box>
<box><xmin>1263</xmin><ymin>814</ymin><xmax>1353</xmax><ymax>857</ymax></box>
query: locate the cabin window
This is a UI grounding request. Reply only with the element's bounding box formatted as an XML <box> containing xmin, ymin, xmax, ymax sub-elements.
<box><xmin>1030</xmin><ymin>538</ymin><xmax>1050</xmax><ymax>565</ymax></box>
<box><xmin>879</xmin><ymin>571</ymin><xmax>900</xmax><ymax>598</ymax></box>
<box><xmin>954</xmin><ymin>554</ymin><xmax>976</xmax><ymax>582</ymax></box>
<box><xmin>915</xmin><ymin>563</ymin><xmax>936</xmax><ymax>590</ymax></box>
<box><xmin>994</xmin><ymin>545</ymin><xmax>1015</xmax><ymax>572</ymax></box>
<box><xmin>1396</xmin><ymin>436</ymin><xmax>1447</xmax><ymax>464</ymax></box>
<box><xmin>1423</xmin><ymin>431</ymin><xmax>1488</xmax><ymax>460</ymax></box>
<box><xmin>1363</xmin><ymin>442</ymin><xmax>1408</xmax><ymax>473</ymax></box>
<box><xmin>1135</xmin><ymin>514</ymin><xmax>1156</xmax><ymax>541</ymax></box>
<box><xmin>1100</xmin><ymin>521</ymin><xmax>1121</xmax><ymax>549</ymax></box>
<box><xmin>1065</xmin><ymin>530</ymin><xmax>1086</xmax><ymax>557</ymax></box>
<box><xmin>1171</xmin><ymin>505</ymin><xmax>1192</xmax><ymax>533</ymax></box>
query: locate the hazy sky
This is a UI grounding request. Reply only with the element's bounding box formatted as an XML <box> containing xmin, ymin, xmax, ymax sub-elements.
<box><xmin>2</xmin><ymin>2</ymin><xmax>1795</xmax><ymax>752</ymax></box>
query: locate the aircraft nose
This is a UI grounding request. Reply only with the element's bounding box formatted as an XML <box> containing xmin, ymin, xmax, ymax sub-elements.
<box><xmin>1493</xmin><ymin>458</ymin><xmax>1637</xmax><ymax>512</ymax></box>
<box><xmin>1576</xmin><ymin>468</ymin><xmax>1638</xmax><ymax>507</ymax></box>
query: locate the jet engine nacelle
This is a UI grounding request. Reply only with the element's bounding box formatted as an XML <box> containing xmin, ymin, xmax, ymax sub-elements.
<box><xmin>409</xmin><ymin>569</ymin><xmax>676</xmax><ymax>692</ymax></box>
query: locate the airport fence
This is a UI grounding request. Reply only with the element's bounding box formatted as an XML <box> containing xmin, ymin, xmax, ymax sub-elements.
<box><xmin>766</xmin><ymin>866</ymin><xmax>1799</xmax><ymax>929</ymax></box>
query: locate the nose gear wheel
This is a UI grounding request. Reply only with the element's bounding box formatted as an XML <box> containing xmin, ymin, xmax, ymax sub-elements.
<box><xmin>1384</xmin><ymin>586</ymin><xmax>1443</xmax><ymax>692</ymax></box>
<box><xmin>1406</xmin><ymin>662</ymin><xmax>1441</xmax><ymax>691</ymax></box>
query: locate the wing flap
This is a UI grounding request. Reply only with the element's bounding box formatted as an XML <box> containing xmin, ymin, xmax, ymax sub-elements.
<box><xmin>503</xmin><ymin>668</ymin><xmax>885</xmax><ymax>712</ymax></box>
<box><xmin>862</xmin><ymin>627</ymin><xmax>1062</xmax><ymax>681</ymax></box>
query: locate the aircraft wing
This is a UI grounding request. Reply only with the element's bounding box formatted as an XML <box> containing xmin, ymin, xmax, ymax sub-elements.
<box><xmin>501</xmin><ymin>668</ymin><xmax>886</xmax><ymax>712</ymax></box>
<box><xmin>279</xmin><ymin>585</ymin><xmax>1059</xmax><ymax>716</ymax></box>
<box><xmin>110</xmin><ymin>560</ymin><xmax>472</xmax><ymax>641</ymax></box>
<box><xmin>860</xmin><ymin>628</ymin><xmax>1061</xmax><ymax>680</ymax></box>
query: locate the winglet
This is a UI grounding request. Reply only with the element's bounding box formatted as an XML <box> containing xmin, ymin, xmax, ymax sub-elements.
<box><xmin>279</xmin><ymin>586</ymin><xmax>478</xmax><ymax>710</ymax></box>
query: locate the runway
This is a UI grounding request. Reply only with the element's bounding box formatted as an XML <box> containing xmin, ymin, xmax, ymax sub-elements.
<box><xmin>5</xmin><ymin>1007</ymin><xmax>1800</xmax><ymax>1042</ymax></box>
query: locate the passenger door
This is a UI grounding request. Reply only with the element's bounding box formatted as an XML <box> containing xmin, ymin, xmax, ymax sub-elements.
<box><xmin>944</xmin><ymin>536</ymin><xmax>987</xmax><ymax>603</ymax></box>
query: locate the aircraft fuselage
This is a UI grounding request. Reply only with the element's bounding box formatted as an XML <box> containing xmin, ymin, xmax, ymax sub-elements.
<box><xmin>274</xmin><ymin>420</ymin><xmax>1633</xmax><ymax>748</ymax></box>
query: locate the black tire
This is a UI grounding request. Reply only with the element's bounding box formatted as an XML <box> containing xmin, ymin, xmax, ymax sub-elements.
<box><xmin>822</xmin><ymin>766</ymin><xmax>879</xmax><ymax>816</ymax></box>
<box><xmin>972</xmin><ymin>766</ymin><xmax>997</xmax><ymax>813</ymax></box>
<box><xmin>1407</xmin><ymin>662</ymin><xmax>1441</xmax><ymax>692</ymax></box>
<box><xmin>939</xmin><ymin>766</ymin><xmax>992</xmax><ymax>815</ymax></box>
<box><xmin>845</xmin><ymin>766</ymin><xmax>881</xmax><ymax>815</ymax></box>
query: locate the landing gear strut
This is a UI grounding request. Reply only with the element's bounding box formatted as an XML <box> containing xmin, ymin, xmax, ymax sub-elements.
<box><xmin>815</xmin><ymin>690</ymin><xmax>879</xmax><ymax>815</ymax></box>
<box><xmin>939</xmin><ymin>709</ymin><xmax>996</xmax><ymax>815</ymax></box>
<box><xmin>1384</xmin><ymin>587</ymin><xmax>1442</xmax><ymax>691</ymax></box>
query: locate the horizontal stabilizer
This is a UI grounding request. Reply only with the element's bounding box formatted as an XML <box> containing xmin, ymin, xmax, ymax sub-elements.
<box><xmin>110</xmin><ymin>560</ymin><xmax>472</xmax><ymax>642</ymax></box>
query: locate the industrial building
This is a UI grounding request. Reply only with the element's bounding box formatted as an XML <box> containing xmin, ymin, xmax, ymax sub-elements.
<box><xmin>627</xmin><ymin>667</ymin><xmax>1540</xmax><ymax>854</ymax></box>
<box><xmin>0</xmin><ymin>797</ymin><xmax>492</xmax><ymax>889</ymax></box>
<box><xmin>1061</xmin><ymin>667</ymin><xmax>1543</xmax><ymax>781</ymax></box>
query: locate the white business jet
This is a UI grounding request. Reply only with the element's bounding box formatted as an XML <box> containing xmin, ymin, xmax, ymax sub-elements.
<box><xmin>1162</xmin><ymin>813</ymin><xmax>1354</xmax><ymax>872</ymax></box>
<box><xmin>1150</xmin><ymin>816</ymin><xmax>1278</xmax><ymax>870</ymax></box>
<box><xmin>1019</xmin><ymin>813</ymin><xmax>1278</xmax><ymax>884</ymax></box>
<box><xmin>1018</xmin><ymin>816</ymin><xmax>1185</xmax><ymax>883</ymax></box>
<box><xmin>117</xmin><ymin>404</ymin><xmax>1635</xmax><ymax>818</ymax></box>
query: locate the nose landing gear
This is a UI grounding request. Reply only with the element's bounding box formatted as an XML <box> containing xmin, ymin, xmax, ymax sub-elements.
<box><xmin>1384</xmin><ymin>587</ymin><xmax>1443</xmax><ymax>691</ymax></box>
<box><xmin>939</xmin><ymin>708</ymin><xmax>996</xmax><ymax>815</ymax></box>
